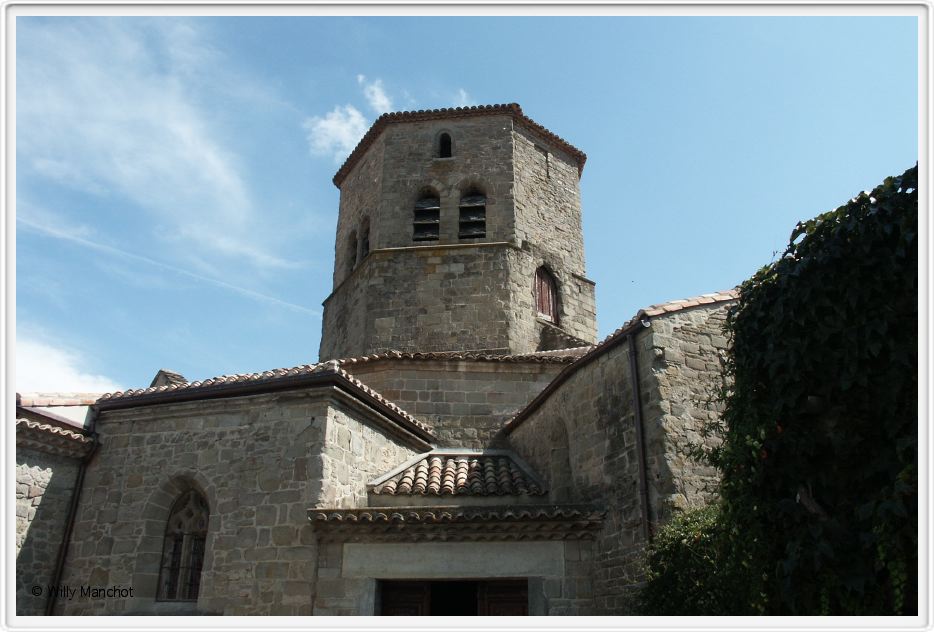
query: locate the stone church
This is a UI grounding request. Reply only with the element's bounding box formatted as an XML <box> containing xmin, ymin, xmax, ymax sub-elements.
<box><xmin>16</xmin><ymin>103</ymin><xmax>735</xmax><ymax>616</ymax></box>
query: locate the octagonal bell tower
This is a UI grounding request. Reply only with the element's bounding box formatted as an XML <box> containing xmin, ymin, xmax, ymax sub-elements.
<box><xmin>318</xmin><ymin>103</ymin><xmax>597</xmax><ymax>360</ymax></box>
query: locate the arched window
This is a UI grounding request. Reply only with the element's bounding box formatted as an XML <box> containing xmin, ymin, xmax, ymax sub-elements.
<box><xmin>458</xmin><ymin>189</ymin><xmax>486</xmax><ymax>239</ymax></box>
<box><xmin>347</xmin><ymin>230</ymin><xmax>358</xmax><ymax>273</ymax></box>
<box><xmin>535</xmin><ymin>267</ymin><xmax>559</xmax><ymax>323</ymax></box>
<box><xmin>360</xmin><ymin>217</ymin><xmax>370</xmax><ymax>260</ymax></box>
<box><xmin>413</xmin><ymin>191</ymin><xmax>440</xmax><ymax>242</ymax></box>
<box><xmin>157</xmin><ymin>490</ymin><xmax>209</xmax><ymax>601</ymax></box>
<box><xmin>439</xmin><ymin>133</ymin><xmax>452</xmax><ymax>158</ymax></box>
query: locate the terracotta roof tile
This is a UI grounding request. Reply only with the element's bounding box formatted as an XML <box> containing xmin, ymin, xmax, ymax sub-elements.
<box><xmin>370</xmin><ymin>450</ymin><xmax>546</xmax><ymax>497</ymax></box>
<box><xmin>333</xmin><ymin>103</ymin><xmax>587</xmax><ymax>187</ymax></box>
<box><xmin>310</xmin><ymin>505</ymin><xmax>600</xmax><ymax>525</ymax></box>
<box><xmin>16</xmin><ymin>418</ymin><xmax>94</xmax><ymax>459</ymax></box>
<box><xmin>16</xmin><ymin>393</ymin><xmax>102</xmax><ymax>407</ymax></box>
<box><xmin>95</xmin><ymin>361</ymin><xmax>433</xmax><ymax>438</ymax></box>
<box><xmin>336</xmin><ymin>348</ymin><xmax>588</xmax><ymax>367</ymax></box>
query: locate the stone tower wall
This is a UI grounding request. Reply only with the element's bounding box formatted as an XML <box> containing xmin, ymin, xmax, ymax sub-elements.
<box><xmin>332</xmin><ymin>135</ymin><xmax>385</xmax><ymax>288</ymax></box>
<box><xmin>320</xmin><ymin>110</ymin><xmax>597</xmax><ymax>359</ymax></box>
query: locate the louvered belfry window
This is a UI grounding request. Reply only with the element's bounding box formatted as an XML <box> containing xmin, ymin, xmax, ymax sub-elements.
<box><xmin>157</xmin><ymin>490</ymin><xmax>209</xmax><ymax>602</ymax></box>
<box><xmin>458</xmin><ymin>191</ymin><xmax>486</xmax><ymax>239</ymax></box>
<box><xmin>413</xmin><ymin>194</ymin><xmax>440</xmax><ymax>242</ymax></box>
<box><xmin>535</xmin><ymin>267</ymin><xmax>559</xmax><ymax>323</ymax></box>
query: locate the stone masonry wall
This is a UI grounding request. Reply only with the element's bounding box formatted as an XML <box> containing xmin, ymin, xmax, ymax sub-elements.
<box><xmin>318</xmin><ymin>404</ymin><xmax>418</xmax><ymax>509</ymax></box>
<box><xmin>508</xmin><ymin>244</ymin><xmax>597</xmax><ymax>350</ymax></box>
<box><xmin>333</xmin><ymin>134</ymin><xmax>384</xmax><ymax>288</ymax></box>
<box><xmin>375</xmin><ymin>116</ymin><xmax>517</xmax><ymax>248</ymax></box>
<box><xmin>507</xmin><ymin>302</ymin><xmax>733</xmax><ymax>614</ymax></box>
<box><xmin>320</xmin><ymin>114</ymin><xmax>596</xmax><ymax>360</ymax></box>
<box><xmin>346</xmin><ymin>358</ymin><xmax>565</xmax><ymax>448</ymax></box>
<box><xmin>57</xmin><ymin>388</ymin><xmax>421</xmax><ymax>615</ymax></box>
<box><xmin>16</xmin><ymin>448</ymin><xmax>80</xmax><ymax>615</ymax></box>
<box><xmin>320</xmin><ymin>244</ymin><xmax>516</xmax><ymax>360</ymax></box>
<box><xmin>320</xmin><ymin>243</ymin><xmax>596</xmax><ymax>360</ymax></box>
<box><xmin>643</xmin><ymin>305</ymin><xmax>730</xmax><ymax>517</ymax></box>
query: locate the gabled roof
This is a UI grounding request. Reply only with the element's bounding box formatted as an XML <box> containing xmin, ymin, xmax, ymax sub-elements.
<box><xmin>95</xmin><ymin>361</ymin><xmax>434</xmax><ymax>443</ymax></box>
<box><xmin>504</xmin><ymin>289</ymin><xmax>739</xmax><ymax>433</ymax></box>
<box><xmin>369</xmin><ymin>449</ymin><xmax>546</xmax><ymax>497</ymax></box>
<box><xmin>332</xmin><ymin>103</ymin><xmax>587</xmax><ymax>188</ymax></box>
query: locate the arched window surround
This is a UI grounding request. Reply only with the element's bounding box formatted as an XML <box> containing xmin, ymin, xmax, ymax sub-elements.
<box><xmin>438</xmin><ymin>131</ymin><xmax>453</xmax><ymax>158</ymax></box>
<box><xmin>156</xmin><ymin>489</ymin><xmax>209</xmax><ymax>602</ymax></box>
<box><xmin>534</xmin><ymin>266</ymin><xmax>560</xmax><ymax>324</ymax></box>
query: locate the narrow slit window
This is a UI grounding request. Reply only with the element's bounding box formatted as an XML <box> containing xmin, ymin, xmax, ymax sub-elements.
<box><xmin>347</xmin><ymin>230</ymin><xmax>358</xmax><ymax>273</ymax></box>
<box><xmin>439</xmin><ymin>133</ymin><xmax>452</xmax><ymax>158</ymax></box>
<box><xmin>535</xmin><ymin>267</ymin><xmax>559</xmax><ymax>323</ymax></box>
<box><xmin>458</xmin><ymin>191</ymin><xmax>486</xmax><ymax>239</ymax></box>
<box><xmin>413</xmin><ymin>194</ymin><xmax>440</xmax><ymax>242</ymax></box>
<box><xmin>360</xmin><ymin>218</ymin><xmax>370</xmax><ymax>260</ymax></box>
<box><xmin>157</xmin><ymin>490</ymin><xmax>209</xmax><ymax>602</ymax></box>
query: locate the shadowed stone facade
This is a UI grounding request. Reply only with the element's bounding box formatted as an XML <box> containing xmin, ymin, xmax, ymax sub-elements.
<box><xmin>16</xmin><ymin>104</ymin><xmax>735</xmax><ymax>617</ymax></box>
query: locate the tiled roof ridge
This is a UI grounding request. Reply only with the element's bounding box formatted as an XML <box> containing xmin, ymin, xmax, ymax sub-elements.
<box><xmin>94</xmin><ymin>361</ymin><xmax>432</xmax><ymax>437</ymax></box>
<box><xmin>16</xmin><ymin>418</ymin><xmax>92</xmax><ymax>443</ymax></box>
<box><xmin>17</xmin><ymin>393</ymin><xmax>103</xmax><ymax>407</ymax></box>
<box><xmin>505</xmin><ymin>289</ymin><xmax>739</xmax><ymax>433</ymax></box>
<box><xmin>369</xmin><ymin>449</ymin><xmax>546</xmax><ymax>497</ymax></box>
<box><xmin>332</xmin><ymin>103</ymin><xmax>587</xmax><ymax>187</ymax></box>
<box><xmin>336</xmin><ymin>349</ymin><xmax>586</xmax><ymax>366</ymax></box>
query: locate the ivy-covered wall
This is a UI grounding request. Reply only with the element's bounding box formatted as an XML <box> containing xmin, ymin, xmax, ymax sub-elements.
<box><xmin>641</xmin><ymin>164</ymin><xmax>918</xmax><ymax>615</ymax></box>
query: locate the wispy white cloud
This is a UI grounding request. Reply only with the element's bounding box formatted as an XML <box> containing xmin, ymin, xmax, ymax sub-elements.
<box><xmin>302</xmin><ymin>105</ymin><xmax>368</xmax><ymax>163</ymax></box>
<box><xmin>454</xmin><ymin>88</ymin><xmax>476</xmax><ymax>107</ymax></box>
<box><xmin>16</xmin><ymin>335</ymin><xmax>122</xmax><ymax>393</ymax></box>
<box><xmin>357</xmin><ymin>74</ymin><xmax>393</xmax><ymax>114</ymax></box>
<box><xmin>16</xmin><ymin>18</ymin><xmax>295</xmax><ymax>271</ymax></box>
<box><xmin>17</xmin><ymin>214</ymin><xmax>322</xmax><ymax>317</ymax></box>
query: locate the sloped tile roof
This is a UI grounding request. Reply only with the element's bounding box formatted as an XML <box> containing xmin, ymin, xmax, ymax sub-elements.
<box><xmin>333</xmin><ymin>103</ymin><xmax>587</xmax><ymax>187</ymax></box>
<box><xmin>17</xmin><ymin>393</ymin><xmax>103</xmax><ymax>407</ymax></box>
<box><xmin>310</xmin><ymin>505</ymin><xmax>599</xmax><ymax>524</ymax></box>
<box><xmin>308</xmin><ymin>505</ymin><xmax>605</xmax><ymax>542</ymax></box>
<box><xmin>369</xmin><ymin>450</ymin><xmax>546</xmax><ymax>497</ymax></box>
<box><xmin>16</xmin><ymin>418</ymin><xmax>94</xmax><ymax>459</ymax></box>
<box><xmin>336</xmin><ymin>348</ymin><xmax>588</xmax><ymax>367</ymax></box>
<box><xmin>94</xmin><ymin>361</ymin><xmax>433</xmax><ymax>440</ymax></box>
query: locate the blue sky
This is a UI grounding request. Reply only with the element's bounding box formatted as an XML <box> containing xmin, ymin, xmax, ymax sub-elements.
<box><xmin>14</xmin><ymin>15</ymin><xmax>918</xmax><ymax>393</ymax></box>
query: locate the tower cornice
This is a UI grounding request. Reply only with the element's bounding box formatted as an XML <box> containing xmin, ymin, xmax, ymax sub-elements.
<box><xmin>332</xmin><ymin>103</ymin><xmax>587</xmax><ymax>188</ymax></box>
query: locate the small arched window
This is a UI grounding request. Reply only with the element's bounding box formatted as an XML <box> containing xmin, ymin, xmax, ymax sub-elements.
<box><xmin>439</xmin><ymin>133</ymin><xmax>452</xmax><ymax>158</ymax></box>
<box><xmin>458</xmin><ymin>189</ymin><xmax>486</xmax><ymax>239</ymax></box>
<box><xmin>157</xmin><ymin>490</ymin><xmax>209</xmax><ymax>602</ymax></box>
<box><xmin>413</xmin><ymin>191</ymin><xmax>440</xmax><ymax>242</ymax></box>
<box><xmin>347</xmin><ymin>230</ymin><xmax>358</xmax><ymax>273</ymax></box>
<box><xmin>535</xmin><ymin>267</ymin><xmax>559</xmax><ymax>323</ymax></box>
<box><xmin>360</xmin><ymin>218</ymin><xmax>370</xmax><ymax>260</ymax></box>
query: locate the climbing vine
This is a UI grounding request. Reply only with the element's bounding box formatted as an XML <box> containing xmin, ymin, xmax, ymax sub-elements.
<box><xmin>641</xmin><ymin>164</ymin><xmax>918</xmax><ymax>615</ymax></box>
